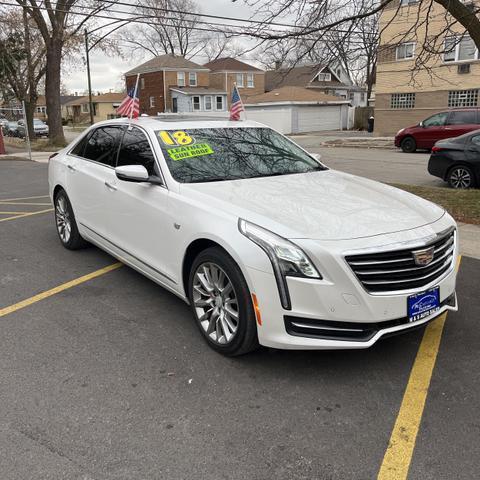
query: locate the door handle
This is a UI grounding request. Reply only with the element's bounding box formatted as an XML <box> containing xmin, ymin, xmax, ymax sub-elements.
<box><xmin>104</xmin><ymin>181</ymin><xmax>117</xmax><ymax>191</ymax></box>
<box><xmin>67</xmin><ymin>164</ymin><xmax>76</xmax><ymax>172</ymax></box>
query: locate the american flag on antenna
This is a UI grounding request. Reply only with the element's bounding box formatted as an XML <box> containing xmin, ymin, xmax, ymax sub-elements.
<box><xmin>117</xmin><ymin>86</ymin><xmax>140</xmax><ymax>118</ymax></box>
<box><xmin>229</xmin><ymin>84</ymin><xmax>244</xmax><ymax>121</ymax></box>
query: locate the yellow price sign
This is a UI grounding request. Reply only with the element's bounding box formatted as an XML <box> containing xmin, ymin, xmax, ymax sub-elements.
<box><xmin>159</xmin><ymin>130</ymin><xmax>194</xmax><ymax>146</ymax></box>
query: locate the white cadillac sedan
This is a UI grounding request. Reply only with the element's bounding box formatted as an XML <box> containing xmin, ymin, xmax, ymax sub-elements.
<box><xmin>49</xmin><ymin>117</ymin><xmax>458</xmax><ymax>356</ymax></box>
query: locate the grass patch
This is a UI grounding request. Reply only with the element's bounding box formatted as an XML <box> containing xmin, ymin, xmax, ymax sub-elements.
<box><xmin>391</xmin><ymin>183</ymin><xmax>480</xmax><ymax>225</ymax></box>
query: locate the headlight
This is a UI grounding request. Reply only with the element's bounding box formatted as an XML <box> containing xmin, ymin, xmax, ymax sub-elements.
<box><xmin>238</xmin><ymin>219</ymin><xmax>321</xmax><ymax>309</ymax></box>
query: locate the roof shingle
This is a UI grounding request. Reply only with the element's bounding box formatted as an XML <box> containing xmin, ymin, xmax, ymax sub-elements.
<box><xmin>203</xmin><ymin>57</ymin><xmax>262</xmax><ymax>72</ymax></box>
<box><xmin>125</xmin><ymin>54</ymin><xmax>209</xmax><ymax>76</ymax></box>
<box><xmin>244</xmin><ymin>86</ymin><xmax>346</xmax><ymax>104</ymax></box>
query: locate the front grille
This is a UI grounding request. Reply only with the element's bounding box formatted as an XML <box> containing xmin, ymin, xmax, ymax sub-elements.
<box><xmin>345</xmin><ymin>229</ymin><xmax>455</xmax><ymax>294</ymax></box>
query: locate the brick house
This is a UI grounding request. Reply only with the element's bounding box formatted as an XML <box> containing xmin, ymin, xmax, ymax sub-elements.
<box><xmin>375</xmin><ymin>0</ymin><xmax>480</xmax><ymax>135</ymax></box>
<box><xmin>124</xmin><ymin>54</ymin><xmax>228</xmax><ymax>114</ymax></box>
<box><xmin>203</xmin><ymin>57</ymin><xmax>265</xmax><ymax>107</ymax></box>
<box><xmin>265</xmin><ymin>64</ymin><xmax>367</xmax><ymax>107</ymax></box>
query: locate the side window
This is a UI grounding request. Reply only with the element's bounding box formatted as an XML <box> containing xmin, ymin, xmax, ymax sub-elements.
<box><xmin>447</xmin><ymin>110</ymin><xmax>476</xmax><ymax>125</ymax></box>
<box><xmin>117</xmin><ymin>127</ymin><xmax>156</xmax><ymax>176</ymax></box>
<box><xmin>83</xmin><ymin>126</ymin><xmax>122</xmax><ymax>167</ymax></box>
<box><xmin>423</xmin><ymin>112</ymin><xmax>448</xmax><ymax>127</ymax></box>
<box><xmin>70</xmin><ymin>133</ymin><xmax>90</xmax><ymax>157</ymax></box>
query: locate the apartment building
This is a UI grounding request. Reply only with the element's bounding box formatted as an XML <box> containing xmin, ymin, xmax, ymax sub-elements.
<box><xmin>375</xmin><ymin>0</ymin><xmax>480</xmax><ymax>135</ymax></box>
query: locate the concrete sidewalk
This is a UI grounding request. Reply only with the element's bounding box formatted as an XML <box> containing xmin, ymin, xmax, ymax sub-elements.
<box><xmin>289</xmin><ymin>130</ymin><xmax>395</xmax><ymax>150</ymax></box>
<box><xmin>0</xmin><ymin>151</ymin><xmax>53</xmax><ymax>162</ymax></box>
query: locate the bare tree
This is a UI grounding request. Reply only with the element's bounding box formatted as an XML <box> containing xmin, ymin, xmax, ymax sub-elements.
<box><xmin>0</xmin><ymin>9</ymin><xmax>46</xmax><ymax>139</ymax></box>
<box><xmin>13</xmin><ymin>1</ymin><xmax>107</xmax><ymax>145</ymax></box>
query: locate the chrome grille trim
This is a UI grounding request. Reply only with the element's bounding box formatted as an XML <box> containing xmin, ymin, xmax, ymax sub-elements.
<box><xmin>345</xmin><ymin>229</ymin><xmax>456</xmax><ymax>295</ymax></box>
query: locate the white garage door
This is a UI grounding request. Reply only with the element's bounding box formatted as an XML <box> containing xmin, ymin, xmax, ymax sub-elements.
<box><xmin>244</xmin><ymin>108</ymin><xmax>292</xmax><ymax>134</ymax></box>
<box><xmin>296</xmin><ymin>105</ymin><xmax>341</xmax><ymax>133</ymax></box>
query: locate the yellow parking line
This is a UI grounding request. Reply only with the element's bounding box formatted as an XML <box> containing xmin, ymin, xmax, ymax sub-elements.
<box><xmin>0</xmin><ymin>195</ymin><xmax>49</xmax><ymax>202</ymax></box>
<box><xmin>0</xmin><ymin>263</ymin><xmax>123</xmax><ymax>318</ymax></box>
<box><xmin>377</xmin><ymin>256</ymin><xmax>462</xmax><ymax>480</ymax></box>
<box><xmin>0</xmin><ymin>211</ymin><xmax>32</xmax><ymax>215</ymax></box>
<box><xmin>0</xmin><ymin>208</ymin><xmax>54</xmax><ymax>223</ymax></box>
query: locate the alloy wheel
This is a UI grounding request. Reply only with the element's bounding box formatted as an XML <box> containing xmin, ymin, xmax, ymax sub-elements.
<box><xmin>192</xmin><ymin>262</ymin><xmax>239</xmax><ymax>345</ymax></box>
<box><xmin>55</xmin><ymin>196</ymin><xmax>72</xmax><ymax>243</ymax></box>
<box><xmin>450</xmin><ymin>168</ymin><xmax>472</xmax><ymax>189</ymax></box>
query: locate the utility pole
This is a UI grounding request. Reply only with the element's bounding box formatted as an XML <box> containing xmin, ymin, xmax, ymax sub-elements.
<box><xmin>85</xmin><ymin>29</ymin><xmax>94</xmax><ymax>125</ymax></box>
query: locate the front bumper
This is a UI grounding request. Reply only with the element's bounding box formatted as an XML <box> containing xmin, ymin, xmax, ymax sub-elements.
<box><xmin>245</xmin><ymin>216</ymin><xmax>459</xmax><ymax>350</ymax></box>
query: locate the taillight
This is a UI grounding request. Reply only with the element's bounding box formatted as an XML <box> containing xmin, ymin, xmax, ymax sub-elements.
<box><xmin>431</xmin><ymin>146</ymin><xmax>442</xmax><ymax>152</ymax></box>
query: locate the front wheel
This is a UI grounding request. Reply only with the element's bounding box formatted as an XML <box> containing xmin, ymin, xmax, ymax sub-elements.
<box><xmin>447</xmin><ymin>165</ymin><xmax>475</xmax><ymax>189</ymax></box>
<box><xmin>54</xmin><ymin>189</ymin><xmax>89</xmax><ymax>249</ymax></box>
<box><xmin>188</xmin><ymin>247</ymin><xmax>259</xmax><ymax>356</ymax></box>
<box><xmin>400</xmin><ymin>136</ymin><xmax>417</xmax><ymax>153</ymax></box>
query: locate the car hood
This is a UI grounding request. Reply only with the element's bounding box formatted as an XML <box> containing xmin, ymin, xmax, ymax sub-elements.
<box><xmin>180</xmin><ymin>170</ymin><xmax>445</xmax><ymax>240</ymax></box>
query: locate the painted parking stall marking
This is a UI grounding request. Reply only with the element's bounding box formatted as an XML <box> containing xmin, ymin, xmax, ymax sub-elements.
<box><xmin>0</xmin><ymin>194</ymin><xmax>53</xmax><ymax>222</ymax></box>
<box><xmin>377</xmin><ymin>255</ymin><xmax>462</xmax><ymax>480</ymax></box>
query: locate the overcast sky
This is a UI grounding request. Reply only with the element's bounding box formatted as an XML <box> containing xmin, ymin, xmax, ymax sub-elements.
<box><xmin>64</xmin><ymin>0</ymin><xmax>255</xmax><ymax>94</ymax></box>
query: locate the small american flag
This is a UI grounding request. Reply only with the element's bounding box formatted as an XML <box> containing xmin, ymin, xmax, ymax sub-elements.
<box><xmin>117</xmin><ymin>86</ymin><xmax>140</xmax><ymax>118</ymax></box>
<box><xmin>229</xmin><ymin>84</ymin><xmax>244</xmax><ymax>121</ymax></box>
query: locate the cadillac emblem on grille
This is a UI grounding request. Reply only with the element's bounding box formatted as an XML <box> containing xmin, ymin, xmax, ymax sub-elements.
<box><xmin>412</xmin><ymin>246</ymin><xmax>435</xmax><ymax>266</ymax></box>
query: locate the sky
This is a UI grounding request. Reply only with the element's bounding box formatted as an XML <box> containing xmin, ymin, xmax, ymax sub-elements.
<box><xmin>64</xmin><ymin>0</ymin><xmax>255</xmax><ymax>94</ymax></box>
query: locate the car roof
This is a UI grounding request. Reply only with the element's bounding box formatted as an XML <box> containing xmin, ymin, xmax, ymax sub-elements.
<box><xmin>93</xmin><ymin>116</ymin><xmax>266</xmax><ymax>131</ymax></box>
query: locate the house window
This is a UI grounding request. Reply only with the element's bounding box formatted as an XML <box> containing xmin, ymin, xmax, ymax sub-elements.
<box><xmin>391</xmin><ymin>93</ymin><xmax>415</xmax><ymax>109</ymax></box>
<box><xmin>192</xmin><ymin>96</ymin><xmax>200</xmax><ymax>111</ymax></box>
<box><xmin>316</xmin><ymin>72</ymin><xmax>331</xmax><ymax>81</ymax></box>
<box><xmin>189</xmin><ymin>72</ymin><xmax>197</xmax><ymax>86</ymax></box>
<box><xmin>448</xmin><ymin>89</ymin><xmax>479</xmax><ymax>107</ymax></box>
<box><xmin>140</xmin><ymin>77</ymin><xmax>145</xmax><ymax>89</ymax></box>
<box><xmin>247</xmin><ymin>73</ymin><xmax>254</xmax><ymax>88</ymax></box>
<box><xmin>236</xmin><ymin>74</ymin><xmax>244</xmax><ymax>87</ymax></box>
<box><xmin>361</xmin><ymin>92</ymin><xmax>366</xmax><ymax>102</ymax></box>
<box><xmin>396</xmin><ymin>42</ymin><xmax>415</xmax><ymax>60</ymax></box>
<box><xmin>444</xmin><ymin>36</ymin><xmax>478</xmax><ymax>62</ymax></box>
<box><xmin>36</xmin><ymin>106</ymin><xmax>46</xmax><ymax>113</ymax></box>
<box><xmin>349</xmin><ymin>93</ymin><xmax>355</xmax><ymax>101</ymax></box>
<box><xmin>205</xmin><ymin>95</ymin><xmax>212</xmax><ymax>110</ymax></box>
<box><xmin>149</xmin><ymin>96</ymin><xmax>155</xmax><ymax>108</ymax></box>
<box><xmin>216</xmin><ymin>96</ymin><xmax>224</xmax><ymax>110</ymax></box>
<box><xmin>400</xmin><ymin>0</ymin><xmax>419</xmax><ymax>5</ymax></box>
<box><xmin>177</xmin><ymin>72</ymin><xmax>185</xmax><ymax>87</ymax></box>
<box><xmin>82</xmin><ymin>103</ymin><xmax>89</xmax><ymax>113</ymax></box>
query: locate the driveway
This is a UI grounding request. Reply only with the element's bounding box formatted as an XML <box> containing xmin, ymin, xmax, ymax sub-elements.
<box><xmin>0</xmin><ymin>160</ymin><xmax>479</xmax><ymax>479</ymax></box>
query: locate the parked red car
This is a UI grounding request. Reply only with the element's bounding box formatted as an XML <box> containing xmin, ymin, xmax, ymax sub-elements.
<box><xmin>394</xmin><ymin>108</ymin><xmax>480</xmax><ymax>153</ymax></box>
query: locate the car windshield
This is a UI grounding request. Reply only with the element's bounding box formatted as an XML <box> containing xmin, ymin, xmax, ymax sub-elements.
<box><xmin>155</xmin><ymin>127</ymin><xmax>326</xmax><ymax>183</ymax></box>
<box><xmin>34</xmin><ymin>119</ymin><xmax>44</xmax><ymax>125</ymax></box>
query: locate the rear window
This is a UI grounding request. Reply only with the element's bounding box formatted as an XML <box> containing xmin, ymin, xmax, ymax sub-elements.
<box><xmin>155</xmin><ymin>127</ymin><xmax>325</xmax><ymax>183</ymax></box>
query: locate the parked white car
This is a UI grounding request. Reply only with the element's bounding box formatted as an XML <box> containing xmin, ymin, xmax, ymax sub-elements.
<box><xmin>48</xmin><ymin>118</ymin><xmax>459</xmax><ymax>355</ymax></box>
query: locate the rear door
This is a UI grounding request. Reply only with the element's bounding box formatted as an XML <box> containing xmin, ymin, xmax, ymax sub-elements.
<box><xmin>107</xmin><ymin>126</ymin><xmax>178</xmax><ymax>285</ymax></box>
<box><xmin>445</xmin><ymin>110</ymin><xmax>479</xmax><ymax>139</ymax></box>
<box><xmin>65</xmin><ymin>125</ymin><xmax>123</xmax><ymax>239</ymax></box>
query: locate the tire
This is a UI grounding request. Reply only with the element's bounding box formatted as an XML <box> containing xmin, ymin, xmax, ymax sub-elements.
<box><xmin>447</xmin><ymin>165</ymin><xmax>475</xmax><ymax>189</ymax></box>
<box><xmin>188</xmin><ymin>247</ymin><xmax>259</xmax><ymax>356</ymax></box>
<box><xmin>54</xmin><ymin>189</ymin><xmax>89</xmax><ymax>250</ymax></box>
<box><xmin>400</xmin><ymin>136</ymin><xmax>417</xmax><ymax>153</ymax></box>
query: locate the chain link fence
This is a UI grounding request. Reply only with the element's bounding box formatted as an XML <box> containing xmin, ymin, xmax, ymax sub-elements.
<box><xmin>0</xmin><ymin>103</ymin><xmax>32</xmax><ymax>160</ymax></box>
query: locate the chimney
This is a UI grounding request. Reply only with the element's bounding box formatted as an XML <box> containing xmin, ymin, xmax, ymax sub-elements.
<box><xmin>274</xmin><ymin>60</ymin><xmax>282</xmax><ymax>70</ymax></box>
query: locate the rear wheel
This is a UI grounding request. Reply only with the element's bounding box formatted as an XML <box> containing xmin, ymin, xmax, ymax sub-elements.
<box><xmin>54</xmin><ymin>189</ymin><xmax>89</xmax><ymax>249</ymax></box>
<box><xmin>188</xmin><ymin>247</ymin><xmax>259</xmax><ymax>356</ymax></box>
<box><xmin>400</xmin><ymin>136</ymin><xmax>417</xmax><ymax>153</ymax></box>
<box><xmin>447</xmin><ymin>165</ymin><xmax>475</xmax><ymax>189</ymax></box>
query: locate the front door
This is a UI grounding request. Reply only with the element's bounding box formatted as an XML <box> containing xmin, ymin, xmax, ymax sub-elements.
<box><xmin>172</xmin><ymin>97</ymin><xmax>178</xmax><ymax>113</ymax></box>
<box><xmin>416</xmin><ymin>111</ymin><xmax>449</xmax><ymax>148</ymax></box>
<box><xmin>107</xmin><ymin>126</ymin><xmax>178</xmax><ymax>286</ymax></box>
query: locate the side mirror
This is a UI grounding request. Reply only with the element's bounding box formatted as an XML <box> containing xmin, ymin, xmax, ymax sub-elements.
<box><xmin>419</xmin><ymin>121</ymin><xmax>424</xmax><ymax>128</ymax></box>
<box><xmin>115</xmin><ymin>165</ymin><xmax>149</xmax><ymax>182</ymax></box>
<box><xmin>310</xmin><ymin>152</ymin><xmax>321</xmax><ymax>161</ymax></box>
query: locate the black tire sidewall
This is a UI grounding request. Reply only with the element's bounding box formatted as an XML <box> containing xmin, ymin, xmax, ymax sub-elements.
<box><xmin>401</xmin><ymin>137</ymin><xmax>416</xmax><ymax>153</ymax></box>
<box><xmin>188</xmin><ymin>247</ymin><xmax>258</xmax><ymax>356</ymax></box>
<box><xmin>447</xmin><ymin>166</ymin><xmax>475</xmax><ymax>189</ymax></box>
<box><xmin>54</xmin><ymin>190</ymin><xmax>86</xmax><ymax>249</ymax></box>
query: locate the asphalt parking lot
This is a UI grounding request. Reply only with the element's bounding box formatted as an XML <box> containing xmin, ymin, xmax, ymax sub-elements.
<box><xmin>1</xmin><ymin>160</ymin><xmax>479</xmax><ymax>479</ymax></box>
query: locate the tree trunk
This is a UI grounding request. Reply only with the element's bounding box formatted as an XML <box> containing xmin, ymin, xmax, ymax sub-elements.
<box><xmin>24</xmin><ymin>99</ymin><xmax>36</xmax><ymax>141</ymax></box>
<box><xmin>45</xmin><ymin>38</ymin><xmax>65</xmax><ymax>146</ymax></box>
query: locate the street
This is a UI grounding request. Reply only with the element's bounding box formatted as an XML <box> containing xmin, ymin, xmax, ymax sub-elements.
<box><xmin>0</xmin><ymin>159</ymin><xmax>479</xmax><ymax>479</ymax></box>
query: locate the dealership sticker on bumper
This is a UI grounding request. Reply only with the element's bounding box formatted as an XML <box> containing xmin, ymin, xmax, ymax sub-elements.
<box><xmin>407</xmin><ymin>286</ymin><xmax>440</xmax><ymax>322</ymax></box>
